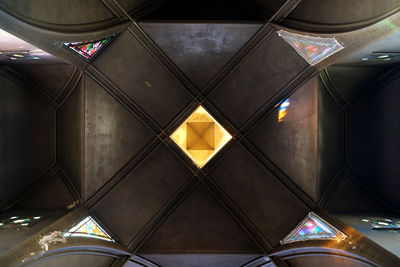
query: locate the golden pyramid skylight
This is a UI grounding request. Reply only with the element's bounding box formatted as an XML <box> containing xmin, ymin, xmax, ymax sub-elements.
<box><xmin>170</xmin><ymin>106</ymin><xmax>232</xmax><ymax>168</ymax></box>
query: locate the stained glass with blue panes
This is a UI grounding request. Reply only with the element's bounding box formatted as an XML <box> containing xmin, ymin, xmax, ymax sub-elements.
<box><xmin>64</xmin><ymin>216</ymin><xmax>114</xmax><ymax>242</ymax></box>
<box><xmin>281</xmin><ymin>212</ymin><xmax>347</xmax><ymax>244</ymax></box>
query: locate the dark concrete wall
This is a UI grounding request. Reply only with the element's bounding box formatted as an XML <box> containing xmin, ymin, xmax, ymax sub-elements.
<box><xmin>57</xmin><ymin>79</ymin><xmax>83</xmax><ymax>197</ymax></box>
<box><xmin>346</xmin><ymin>71</ymin><xmax>400</xmax><ymax>206</ymax></box>
<box><xmin>0</xmin><ymin>67</ymin><xmax>55</xmax><ymax>207</ymax></box>
<box><xmin>318</xmin><ymin>65</ymin><xmax>400</xmax><ymax>214</ymax></box>
<box><xmin>0</xmin><ymin>215</ymin><xmax>62</xmax><ymax>256</ymax></box>
<box><xmin>249</xmin><ymin>77</ymin><xmax>318</xmax><ymax>200</ymax></box>
<box><xmin>318</xmin><ymin>78</ymin><xmax>344</xmax><ymax>200</ymax></box>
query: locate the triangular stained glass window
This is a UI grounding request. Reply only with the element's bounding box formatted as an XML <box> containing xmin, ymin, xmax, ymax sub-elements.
<box><xmin>277</xmin><ymin>30</ymin><xmax>343</xmax><ymax>66</ymax></box>
<box><xmin>281</xmin><ymin>212</ymin><xmax>347</xmax><ymax>244</ymax></box>
<box><xmin>63</xmin><ymin>35</ymin><xmax>114</xmax><ymax>61</ymax></box>
<box><xmin>64</xmin><ymin>216</ymin><xmax>114</xmax><ymax>242</ymax></box>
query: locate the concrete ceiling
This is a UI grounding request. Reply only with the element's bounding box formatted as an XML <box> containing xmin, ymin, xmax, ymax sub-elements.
<box><xmin>1</xmin><ymin>0</ymin><xmax>400</xmax><ymax>266</ymax></box>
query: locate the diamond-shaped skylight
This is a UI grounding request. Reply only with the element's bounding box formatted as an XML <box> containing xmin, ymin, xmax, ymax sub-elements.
<box><xmin>170</xmin><ymin>106</ymin><xmax>232</xmax><ymax>168</ymax></box>
<box><xmin>277</xmin><ymin>30</ymin><xmax>343</xmax><ymax>65</ymax></box>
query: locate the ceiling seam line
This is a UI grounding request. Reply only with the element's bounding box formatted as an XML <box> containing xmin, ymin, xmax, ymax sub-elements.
<box><xmin>0</xmin><ymin>66</ymin><xmax>56</xmax><ymax>109</ymax></box>
<box><xmin>318</xmin><ymin>168</ymin><xmax>347</xmax><ymax>208</ymax></box>
<box><xmin>54</xmin><ymin>66</ymin><xmax>79</xmax><ymax>103</ymax></box>
<box><xmin>346</xmin><ymin>66</ymin><xmax>400</xmax><ymax>111</ymax></box>
<box><xmin>110</xmin><ymin>255</ymin><xmax>131</xmax><ymax>267</ymax></box>
<box><xmin>85</xmin><ymin>139</ymin><xmax>162</xmax><ymax>208</ymax></box>
<box><xmin>129</xmin><ymin>178</ymin><xmax>201</xmax><ymax>252</ymax></box>
<box><xmin>54</xmin><ymin>164</ymin><xmax>82</xmax><ymax>207</ymax></box>
<box><xmin>268</xmin><ymin>0</ymin><xmax>302</xmax><ymax>23</ymax></box>
<box><xmin>194</xmin><ymin>67</ymin><xmax>317</xmax><ymax>208</ymax></box>
<box><xmin>53</xmin><ymin>173</ymin><xmax>80</xmax><ymax>210</ymax></box>
<box><xmin>199</xmin><ymin>0</ymin><xmax>303</xmax><ymax>96</ymax></box>
<box><xmin>81</xmin><ymin>73</ymin><xmax>86</xmax><ymax>200</ymax></box>
<box><xmin>322</xmin><ymin>69</ymin><xmax>350</xmax><ymax>108</ymax></box>
<box><xmin>318</xmin><ymin>72</ymin><xmax>346</xmax><ymax>112</ymax></box>
<box><xmin>163</xmin><ymin>140</ymin><xmax>206</xmax><ymax>175</ymax></box>
<box><xmin>130</xmin><ymin>255</ymin><xmax>160</xmax><ymax>267</ymax></box>
<box><xmin>106</xmin><ymin>5</ymin><xmax>200</xmax><ymax>98</ymax></box>
<box><xmin>200</xmin><ymin>25</ymin><xmax>274</xmax><ymax>97</ymax></box>
<box><xmin>319</xmin><ymin>71</ymin><xmax>346</xmax><ymax>110</ymax></box>
<box><xmin>129</xmin><ymin>0</ymin><xmax>172</xmax><ymax>19</ymax></box>
<box><xmin>101</xmin><ymin>0</ymin><xmax>129</xmax><ymax>21</ymax></box>
<box><xmin>239</xmin><ymin>66</ymin><xmax>316</xmax><ymax>135</ymax></box>
<box><xmin>125</xmin><ymin>11</ymin><xmax>277</xmax><ymax>105</ymax></box>
<box><xmin>197</xmin><ymin>0</ymin><xmax>303</xmax><ymax>97</ymax></box>
<box><xmin>239</xmin><ymin>140</ymin><xmax>316</xmax><ymax>210</ymax></box>
<box><xmin>201</xmin><ymin>177</ymin><xmax>272</xmax><ymax>252</ymax></box>
<box><xmin>344</xmin><ymin>165</ymin><xmax>400</xmax><ymax>213</ymax></box>
<box><xmin>269</xmin><ymin>255</ymin><xmax>291</xmax><ymax>267</ymax></box>
<box><xmin>0</xmin><ymin>164</ymin><xmax>58</xmax><ymax>210</ymax></box>
<box><xmin>85</xmin><ymin>67</ymin><xmax>166</xmax><ymax>138</ymax></box>
<box><xmin>126</xmin><ymin>25</ymin><xmax>199</xmax><ymax>97</ymax></box>
<box><xmin>54</xmin><ymin>69</ymin><xmax>83</xmax><ymax>111</ymax></box>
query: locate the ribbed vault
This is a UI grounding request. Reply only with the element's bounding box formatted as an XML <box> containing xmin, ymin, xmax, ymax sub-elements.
<box><xmin>1</xmin><ymin>1</ymin><xmax>400</xmax><ymax>267</ymax></box>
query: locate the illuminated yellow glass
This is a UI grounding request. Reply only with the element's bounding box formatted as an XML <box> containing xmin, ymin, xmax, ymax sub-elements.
<box><xmin>170</xmin><ymin>106</ymin><xmax>232</xmax><ymax>168</ymax></box>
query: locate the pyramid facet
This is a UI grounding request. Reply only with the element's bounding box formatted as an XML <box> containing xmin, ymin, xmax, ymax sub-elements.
<box><xmin>277</xmin><ymin>30</ymin><xmax>343</xmax><ymax>65</ymax></box>
<box><xmin>281</xmin><ymin>212</ymin><xmax>347</xmax><ymax>244</ymax></box>
<box><xmin>63</xmin><ymin>35</ymin><xmax>114</xmax><ymax>61</ymax></box>
<box><xmin>186</xmin><ymin>122</ymin><xmax>215</xmax><ymax>150</ymax></box>
<box><xmin>170</xmin><ymin>106</ymin><xmax>232</xmax><ymax>168</ymax></box>
<box><xmin>64</xmin><ymin>216</ymin><xmax>114</xmax><ymax>242</ymax></box>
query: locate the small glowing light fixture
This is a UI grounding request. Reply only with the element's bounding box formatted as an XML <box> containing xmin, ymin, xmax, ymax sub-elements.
<box><xmin>64</xmin><ymin>216</ymin><xmax>114</xmax><ymax>242</ymax></box>
<box><xmin>362</xmin><ymin>58</ymin><xmax>369</xmax><ymax>61</ymax></box>
<box><xmin>362</xmin><ymin>218</ymin><xmax>400</xmax><ymax>230</ymax></box>
<box><xmin>281</xmin><ymin>212</ymin><xmax>347</xmax><ymax>244</ymax></box>
<box><xmin>277</xmin><ymin>30</ymin><xmax>344</xmax><ymax>65</ymax></box>
<box><xmin>0</xmin><ymin>216</ymin><xmax>42</xmax><ymax>230</ymax></box>
<box><xmin>3</xmin><ymin>51</ymin><xmax>40</xmax><ymax>60</ymax></box>
<box><xmin>170</xmin><ymin>106</ymin><xmax>232</xmax><ymax>168</ymax></box>
<box><xmin>377</xmin><ymin>55</ymin><xmax>389</xmax><ymax>59</ymax></box>
<box><xmin>13</xmin><ymin>219</ymin><xmax>30</xmax><ymax>224</ymax></box>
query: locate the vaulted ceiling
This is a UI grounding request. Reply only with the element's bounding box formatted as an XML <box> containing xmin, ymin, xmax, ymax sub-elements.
<box><xmin>1</xmin><ymin>1</ymin><xmax>400</xmax><ymax>266</ymax></box>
